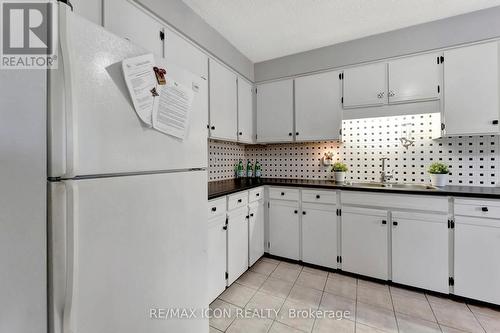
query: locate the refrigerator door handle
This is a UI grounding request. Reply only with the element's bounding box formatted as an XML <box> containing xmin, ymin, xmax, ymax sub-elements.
<box><xmin>63</xmin><ymin>180</ymin><xmax>79</xmax><ymax>333</ymax></box>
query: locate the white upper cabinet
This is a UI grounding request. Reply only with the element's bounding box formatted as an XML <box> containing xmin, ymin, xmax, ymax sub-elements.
<box><xmin>257</xmin><ymin>80</ymin><xmax>294</xmax><ymax>143</ymax></box>
<box><xmin>209</xmin><ymin>59</ymin><xmax>238</xmax><ymax>141</ymax></box>
<box><xmin>343</xmin><ymin>62</ymin><xmax>388</xmax><ymax>108</ymax></box>
<box><xmin>295</xmin><ymin>71</ymin><xmax>342</xmax><ymax>141</ymax></box>
<box><xmin>443</xmin><ymin>42</ymin><xmax>500</xmax><ymax>136</ymax></box>
<box><xmin>164</xmin><ymin>27</ymin><xmax>208</xmax><ymax>78</ymax></box>
<box><xmin>72</xmin><ymin>0</ymin><xmax>102</xmax><ymax>25</ymax></box>
<box><xmin>104</xmin><ymin>0</ymin><xmax>164</xmax><ymax>57</ymax></box>
<box><xmin>388</xmin><ymin>53</ymin><xmax>441</xmax><ymax>104</ymax></box>
<box><xmin>237</xmin><ymin>78</ymin><xmax>255</xmax><ymax>143</ymax></box>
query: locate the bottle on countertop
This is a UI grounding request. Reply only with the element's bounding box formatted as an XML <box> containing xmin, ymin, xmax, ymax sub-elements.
<box><xmin>246</xmin><ymin>160</ymin><xmax>253</xmax><ymax>178</ymax></box>
<box><xmin>237</xmin><ymin>159</ymin><xmax>244</xmax><ymax>178</ymax></box>
<box><xmin>254</xmin><ymin>161</ymin><xmax>262</xmax><ymax>178</ymax></box>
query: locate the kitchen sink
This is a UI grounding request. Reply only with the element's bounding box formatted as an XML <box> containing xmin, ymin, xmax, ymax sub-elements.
<box><xmin>347</xmin><ymin>182</ymin><xmax>441</xmax><ymax>191</ymax></box>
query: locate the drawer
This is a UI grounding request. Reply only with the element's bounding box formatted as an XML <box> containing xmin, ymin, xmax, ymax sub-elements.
<box><xmin>455</xmin><ymin>198</ymin><xmax>500</xmax><ymax>219</ymax></box>
<box><xmin>249</xmin><ymin>187</ymin><xmax>264</xmax><ymax>203</ymax></box>
<box><xmin>208</xmin><ymin>197</ymin><xmax>226</xmax><ymax>218</ymax></box>
<box><xmin>227</xmin><ymin>191</ymin><xmax>249</xmax><ymax>211</ymax></box>
<box><xmin>269</xmin><ymin>187</ymin><xmax>300</xmax><ymax>201</ymax></box>
<box><xmin>302</xmin><ymin>189</ymin><xmax>337</xmax><ymax>205</ymax></box>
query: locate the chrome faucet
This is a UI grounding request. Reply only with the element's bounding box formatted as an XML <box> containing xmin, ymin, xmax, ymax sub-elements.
<box><xmin>380</xmin><ymin>157</ymin><xmax>393</xmax><ymax>183</ymax></box>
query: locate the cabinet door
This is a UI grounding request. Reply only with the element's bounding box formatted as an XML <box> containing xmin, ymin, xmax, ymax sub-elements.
<box><xmin>343</xmin><ymin>62</ymin><xmax>387</xmax><ymax>108</ymax></box>
<box><xmin>388</xmin><ymin>53</ymin><xmax>441</xmax><ymax>104</ymax></box>
<box><xmin>295</xmin><ymin>71</ymin><xmax>342</xmax><ymax>141</ymax></box>
<box><xmin>72</xmin><ymin>0</ymin><xmax>102</xmax><ymax>25</ymax></box>
<box><xmin>391</xmin><ymin>212</ymin><xmax>448</xmax><ymax>293</ymax></box>
<box><xmin>238</xmin><ymin>78</ymin><xmax>255</xmax><ymax>143</ymax></box>
<box><xmin>104</xmin><ymin>0</ymin><xmax>164</xmax><ymax>57</ymax></box>
<box><xmin>444</xmin><ymin>42</ymin><xmax>500</xmax><ymax>135</ymax></box>
<box><xmin>269</xmin><ymin>200</ymin><xmax>300</xmax><ymax>260</ymax></box>
<box><xmin>164</xmin><ymin>27</ymin><xmax>208</xmax><ymax>78</ymax></box>
<box><xmin>301</xmin><ymin>203</ymin><xmax>337</xmax><ymax>269</ymax></box>
<box><xmin>207</xmin><ymin>215</ymin><xmax>227</xmax><ymax>303</ymax></box>
<box><xmin>256</xmin><ymin>80</ymin><xmax>294</xmax><ymax>143</ymax></box>
<box><xmin>209</xmin><ymin>59</ymin><xmax>237</xmax><ymax>141</ymax></box>
<box><xmin>455</xmin><ymin>216</ymin><xmax>500</xmax><ymax>305</ymax></box>
<box><xmin>342</xmin><ymin>207</ymin><xmax>389</xmax><ymax>280</ymax></box>
<box><xmin>248</xmin><ymin>201</ymin><xmax>265</xmax><ymax>266</ymax></box>
<box><xmin>227</xmin><ymin>207</ymin><xmax>249</xmax><ymax>285</ymax></box>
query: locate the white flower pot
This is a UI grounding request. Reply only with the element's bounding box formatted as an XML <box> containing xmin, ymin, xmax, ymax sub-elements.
<box><xmin>430</xmin><ymin>173</ymin><xmax>448</xmax><ymax>187</ymax></box>
<box><xmin>334</xmin><ymin>171</ymin><xmax>346</xmax><ymax>183</ymax></box>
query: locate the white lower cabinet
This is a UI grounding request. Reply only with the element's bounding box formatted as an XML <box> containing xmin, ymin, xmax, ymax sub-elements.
<box><xmin>391</xmin><ymin>212</ymin><xmax>449</xmax><ymax>293</ymax></box>
<box><xmin>342</xmin><ymin>207</ymin><xmax>389</xmax><ymax>280</ymax></box>
<box><xmin>301</xmin><ymin>203</ymin><xmax>337</xmax><ymax>269</ymax></box>
<box><xmin>227</xmin><ymin>206</ymin><xmax>249</xmax><ymax>285</ymax></box>
<box><xmin>269</xmin><ymin>199</ymin><xmax>300</xmax><ymax>260</ymax></box>
<box><xmin>455</xmin><ymin>215</ymin><xmax>500</xmax><ymax>305</ymax></box>
<box><xmin>207</xmin><ymin>215</ymin><xmax>227</xmax><ymax>303</ymax></box>
<box><xmin>248</xmin><ymin>200</ymin><xmax>265</xmax><ymax>266</ymax></box>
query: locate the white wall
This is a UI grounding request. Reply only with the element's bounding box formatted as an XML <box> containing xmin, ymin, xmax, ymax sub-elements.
<box><xmin>255</xmin><ymin>5</ymin><xmax>500</xmax><ymax>82</ymax></box>
<box><xmin>0</xmin><ymin>70</ymin><xmax>47</xmax><ymax>333</ymax></box>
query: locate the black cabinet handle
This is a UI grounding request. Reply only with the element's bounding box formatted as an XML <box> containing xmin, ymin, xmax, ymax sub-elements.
<box><xmin>482</xmin><ymin>207</ymin><xmax>489</xmax><ymax>212</ymax></box>
<box><xmin>294</xmin><ymin>210</ymin><xmax>298</xmax><ymax>214</ymax></box>
<box><xmin>239</xmin><ymin>132</ymin><xmax>243</xmax><ymax>135</ymax></box>
<box><xmin>393</xmin><ymin>221</ymin><xmax>398</xmax><ymax>226</ymax></box>
<box><xmin>211</xmin><ymin>207</ymin><xmax>217</xmax><ymax>212</ymax></box>
<box><xmin>302</xmin><ymin>211</ymin><xmax>306</xmax><ymax>215</ymax></box>
<box><xmin>222</xmin><ymin>225</ymin><xmax>227</xmax><ymax>230</ymax></box>
<box><xmin>246</xmin><ymin>215</ymin><xmax>249</xmax><ymax>219</ymax></box>
<box><xmin>281</xmin><ymin>192</ymin><xmax>285</xmax><ymax>196</ymax></box>
<box><xmin>211</xmin><ymin>126</ymin><xmax>215</xmax><ymax>130</ymax></box>
<box><xmin>256</xmin><ymin>193</ymin><xmax>260</xmax><ymax>197</ymax></box>
<box><xmin>288</xmin><ymin>132</ymin><xmax>292</xmax><ymax>136</ymax></box>
<box><xmin>382</xmin><ymin>220</ymin><xmax>387</xmax><ymax>225</ymax></box>
<box><xmin>316</xmin><ymin>194</ymin><xmax>321</xmax><ymax>199</ymax></box>
<box><xmin>250</xmin><ymin>213</ymin><xmax>254</xmax><ymax>217</ymax></box>
<box><xmin>238</xmin><ymin>199</ymin><xmax>242</xmax><ymax>203</ymax></box>
<box><xmin>296</xmin><ymin>132</ymin><xmax>299</xmax><ymax>136</ymax></box>
<box><xmin>493</xmin><ymin>120</ymin><xmax>499</xmax><ymax>125</ymax></box>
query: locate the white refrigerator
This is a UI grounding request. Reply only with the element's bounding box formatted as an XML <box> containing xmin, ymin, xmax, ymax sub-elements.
<box><xmin>49</xmin><ymin>4</ymin><xmax>208</xmax><ymax>333</ymax></box>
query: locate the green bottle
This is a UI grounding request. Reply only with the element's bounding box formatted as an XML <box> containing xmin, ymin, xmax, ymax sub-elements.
<box><xmin>254</xmin><ymin>161</ymin><xmax>262</xmax><ymax>178</ymax></box>
<box><xmin>246</xmin><ymin>160</ymin><xmax>253</xmax><ymax>178</ymax></box>
<box><xmin>237</xmin><ymin>160</ymin><xmax>244</xmax><ymax>178</ymax></box>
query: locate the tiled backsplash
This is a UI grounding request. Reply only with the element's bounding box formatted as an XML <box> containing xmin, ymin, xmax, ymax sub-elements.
<box><xmin>208</xmin><ymin>113</ymin><xmax>499</xmax><ymax>186</ymax></box>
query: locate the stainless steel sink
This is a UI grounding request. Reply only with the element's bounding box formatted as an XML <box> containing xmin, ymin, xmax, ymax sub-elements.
<box><xmin>347</xmin><ymin>182</ymin><xmax>440</xmax><ymax>191</ymax></box>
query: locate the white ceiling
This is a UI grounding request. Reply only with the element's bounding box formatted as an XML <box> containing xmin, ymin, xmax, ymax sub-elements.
<box><xmin>181</xmin><ymin>0</ymin><xmax>500</xmax><ymax>63</ymax></box>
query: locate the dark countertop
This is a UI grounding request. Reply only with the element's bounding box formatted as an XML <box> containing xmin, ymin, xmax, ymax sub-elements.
<box><xmin>208</xmin><ymin>178</ymin><xmax>500</xmax><ymax>200</ymax></box>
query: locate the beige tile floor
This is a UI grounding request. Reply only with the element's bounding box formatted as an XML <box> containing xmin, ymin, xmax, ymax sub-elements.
<box><xmin>209</xmin><ymin>257</ymin><xmax>500</xmax><ymax>333</ymax></box>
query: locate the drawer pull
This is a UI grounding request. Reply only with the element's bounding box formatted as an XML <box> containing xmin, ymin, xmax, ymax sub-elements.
<box><xmin>250</xmin><ymin>213</ymin><xmax>254</xmax><ymax>217</ymax></box>
<box><xmin>222</xmin><ymin>225</ymin><xmax>227</xmax><ymax>230</ymax></box>
<box><xmin>382</xmin><ymin>220</ymin><xmax>387</xmax><ymax>225</ymax></box>
<box><xmin>256</xmin><ymin>193</ymin><xmax>260</xmax><ymax>197</ymax></box>
<box><xmin>211</xmin><ymin>207</ymin><xmax>217</xmax><ymax>212</ymax></box>
<box><xmin>316</xmin><ymin>194</ymin><xmax>321</xmax><ymax>199</ymax></box>
<box><xmin>393</xmin><ymin>221</ymin><xmax>398</xmax><ymax>226</ymax></box>
<box><xmin>302</xmin><ymin>211</ymin><xmax>306</xmax><ymax>215</ymax></box>
<box><xmin>482</xmin><ymin>207</ymin><xmax>489</xmax><ymax>212</ymax></box>
<box><xmin>294</xmin><ymin>210</ymin><xmax>298</xmax><ymax>214</ymax></box>
<box><xmin>246</xmin><ymin>215</ymin><xmax>249</xmax><ymax>219</ymax></box>
<box><xmin>281</xmin><ymin>192</ymin><xmax>285</xmax><ymax>196</ymax></box>
<box><xmin>238</xmin><ymin>199</ymin><xmax>242</xmax><ymax>203</ymax></box>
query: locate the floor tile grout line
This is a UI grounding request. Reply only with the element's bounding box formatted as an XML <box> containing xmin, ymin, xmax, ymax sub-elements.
<box><xmin>388</xmin><ymin>284</ymin><xmax>400</xmax><ymax>333</ymax></box>
<box><xmin>424</xmin><ymin>293</ymin><xmax>443</xmax><ymax>332</ymax></box>
<box><xmin>466</xmin><ymin>303</ymin><xmax>488</xmax><ymax>333</ymax></box>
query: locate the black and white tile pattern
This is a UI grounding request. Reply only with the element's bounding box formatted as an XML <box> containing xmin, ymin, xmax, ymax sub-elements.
<box><xmin>208</xmin><ymin>113</ymin><xmax>500</xmax><ymax>186</ymax></box>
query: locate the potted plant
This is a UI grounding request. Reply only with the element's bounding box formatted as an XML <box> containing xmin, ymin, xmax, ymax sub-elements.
<box><xmin>332</xmin><ymin>162</ymin><xmax>348</xmax><ymax>183</ymax></box>
<box><xmin>428</xmin><ymin>162</ymin><xmax>449</xmax><ymax>186</ymax></box>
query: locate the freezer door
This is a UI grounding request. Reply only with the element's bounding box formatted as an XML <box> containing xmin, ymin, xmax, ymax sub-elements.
<box><xmin>49</xmin><ymin>6</ymin><xmax>208</xmax><ymax>178</ymax></box>
<box><xmin>49</xmin><ymin>171</ymin><xmax>208</xmax><ymax>333</ymax></box>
